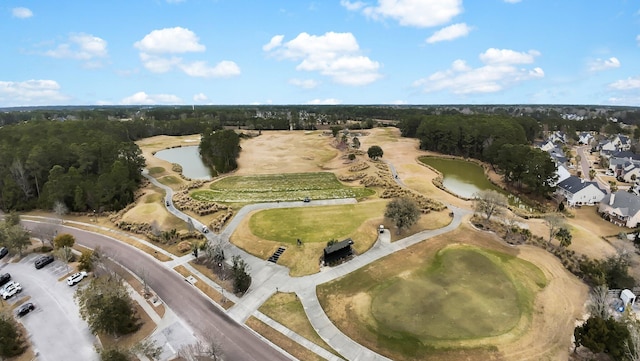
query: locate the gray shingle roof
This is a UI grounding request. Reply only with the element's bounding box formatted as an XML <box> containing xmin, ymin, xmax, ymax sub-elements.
<box><xmin>601</xmin><ymin>191</ymin><xmax>640</xmax><ymax>218</ymax></box>
<box><xmin>557</xmin><ymin>176</ymin><xmax>602</xmax><ymax>194</ymax></box>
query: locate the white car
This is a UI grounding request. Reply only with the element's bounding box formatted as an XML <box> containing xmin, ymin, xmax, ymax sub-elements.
<box><xmin>1</xmin><ymin>281</ymin><xmax>22</xmax><ymax>300</ymax></box>
<box><xmin>66</xmin><ymin>271</ymin><xmax>88</xmax><ymax>286</ymax></box>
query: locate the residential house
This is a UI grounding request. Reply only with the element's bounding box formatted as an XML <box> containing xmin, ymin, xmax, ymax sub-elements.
<box><xmin>537</xmin><ymin>140</ymin><xmax>555</xmax><ymax>152</ymax></box>
<box><xmin>548</xmin><ymin>131</ymin><xmax>567</xmax><ymax>144</ymax></box>
<box><xmin>600</xmin><ymin>134</ymin><xmax>632</xmax><ymax>153</ymax></box>
<box><xmin>555</xmin><ymin>165</ymin><xmax>571</xmax><ymax>185</ymax></box>
<box><xmin>599</xmin><ymin>191</ymin><xmax>640</xmax><ymax>228</ymax></box>
<box><xmin>555</xmin><ymin>176</ymin><xmax>606</xmax><ymax>206</ymax></box>
<box><xmin>578</xmin><ymin>132</ymin><xmax>594</xmax><ymax>145</ymax></box>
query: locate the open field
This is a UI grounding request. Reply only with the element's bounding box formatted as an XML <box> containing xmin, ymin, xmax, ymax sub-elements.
<box><xmin>318</xmin><ymin>223</ymin><xmax>587</xmax><ymax>361</ymax></box>
<box><xmin>193</xmin><ymin>172</ymin><xmax>375</xmax><ymax>203</ymax></box>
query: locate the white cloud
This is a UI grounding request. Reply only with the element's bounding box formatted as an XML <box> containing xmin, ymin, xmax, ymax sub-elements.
<box><xmin>264</xmin><ymin>32</ymin><xmax>381</xmax><ymax>86</ymax></box>
<box><xmin>0</xmin><ymin>79</ymin><xmax>69</xmax><ymax>106</ymax></box>
<box><xmin>426</xmin><ymin>23</ymin><xmax>472</xmax><ymax>44</ymax></box>
<box><xmin>289</xmin><ymin>78</ymin><xmax>319</xmax><ymax>89</ymax></box>
<box><xmin>135</xmin><ymin>28</ymin><xmax>240</xmax><ymax>78</ymax></box>
<box><xmin>414</xmin><ymin>48</ymin><xmax>543</xmax><ymax>95</ymax></box>
<box><xmin>45</xmin><ymin>34</ymin><xmax>108</xmax><ymax>66</ymax></box>
<box><xmin>343</xmin><ymin>0</ymin><xmax>463</xmax><ymax>28</ymax></box>
<box><xmin>609</xmin><ymin>76</ymin><xmax>640</xmax><ymax>90</ymax></box>
<box><xmin>134</xmin><ymin>27</ymin><xmax>205</xmax><ymax>54</ymax></box>
<box><xmin>139</xmin><ymin>53</ymin><xmax>182</xmax><ymax>73</ymax></box>
<box><xmin>588</xmin><ymin>57</ymin><xmax>621</xmax><ymax>72</ymax></box>
<box><xmin>503</xmin><ymin>0</ymin><xmax>521</xmax><ymax>3</ymax></box>
<box><xmin>479</xmin><ymin>48</ymin><xmax>540</xmax><ymax>65</ymax></box>
<box><xmin>637</xmin><ymin>34</ymin><xmax>640</xmax><ymax>46</ymax></box>
<box><xmin>391</xmin><ymin>100</ymin><xmax>408</xmax><ymax>104</ymax></box>
<box><xmin>262</xmin><ymin>35</ymin><xmax>284</xmax><ymax>51</ymax></box>
<box><xmin>193</xmin><ymin>93</ymin><xmax>208</xmax><ymax>102</ymax></box>
<box><xmin>340</xmin><ymin>0</ymin><xmax>366</xmax><ymax>11</ymax></box>
<box><xmin>166</xmin><ymin>0</ymin><xmax>186</xmax><ymax>3</ymax></box>
<box><xmin>307</xmin><ymin>98</ymin><xmax>342</xmax><ymax>105</ymax></box>
<box><xmin>179</xmin><ymin>60</ymin><xmax>241</xmax><ymax>78</ymax></box>
<box><xmin>12</xmin><ymin>7</ymin><xmax>33</xmax><ymax>18</ymax></box>
<box><xmin>121</xmin><ymin>91</ymin><xmax>182</xmax><ymax>105</ymax></box>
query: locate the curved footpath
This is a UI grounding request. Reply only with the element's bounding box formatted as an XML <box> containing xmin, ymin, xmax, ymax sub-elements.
<box><xmin>144</xmin><ymin>170</ymin><xmax>471</xmax><ymax>361</ymax></box>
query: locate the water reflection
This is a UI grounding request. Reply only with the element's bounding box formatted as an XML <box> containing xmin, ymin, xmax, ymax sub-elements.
<box><xmin>154</xmin><ymin>146</ymin><xmax>212</xmax><ymax>180</ymax></box>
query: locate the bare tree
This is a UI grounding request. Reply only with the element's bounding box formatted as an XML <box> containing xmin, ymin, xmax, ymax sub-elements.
<box><xmin>587</xmin><ymin>285</ymin><xmax>610</xmax><ymax>319</ymax></box>
<box><xmin>53</xmin><ymin>200</ymin><xmax>68</xmax><ymax>224</ymax></box>
<box><xmin>32</xmin><ymin>221</ymin><xmax>58</xmax><ymax>249</ymax></box>
<box><xmin>473</xmin><ymin>190</ymin><xmax>508</xmax><ymax>221</ymax></box>
<box><xmin>177</xmin><ymin>333</ymin><xmax>223</xmax><ymax>361</ymax></box>
<box><xmin>544</xmin><ymin>213</ymin><xmax>565</xmax><ymax>244</ymax></box>
<box><xmin>9</xmin><ymin>158</ymin><xmax>34</xmax><ymax>199</ymax></box>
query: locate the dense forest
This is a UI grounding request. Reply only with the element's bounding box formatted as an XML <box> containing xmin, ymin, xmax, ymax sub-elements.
<box><xmin>0</xmin><ymin>120</ymin><xmax>145</xmax><ymax>212</ymax></box>
<box><xmin>399</xmin><ymin>114</ymin><xmax>558</xmax><ymax>197</ymax></box>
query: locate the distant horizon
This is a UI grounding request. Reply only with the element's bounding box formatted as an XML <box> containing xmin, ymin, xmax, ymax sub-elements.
<box><xmin>2</xmin><ymin>103</ymin><xmax>639</xmax><ymax>111</ymax></box>
<box><xmin>2</xmin><ymin>1</ymin><xmax>639</xmax><ymax>107</ymax></box>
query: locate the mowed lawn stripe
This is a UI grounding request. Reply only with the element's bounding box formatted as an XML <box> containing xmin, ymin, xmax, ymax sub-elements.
<box><xmin>191</xmin><ymin>172</ymin><xmax>375</xmax><ymax>203</ymax></box>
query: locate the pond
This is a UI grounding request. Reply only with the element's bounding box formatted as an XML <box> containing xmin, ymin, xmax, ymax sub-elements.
<box><xmin>419</xmin><ymin>156</ymin><xmax>530</xmax><ymax>209</ymax></box>
<box><xmin>154</xmin><ymin>146</ymin><xmax>213</xmax><ymax>180</ymax></box>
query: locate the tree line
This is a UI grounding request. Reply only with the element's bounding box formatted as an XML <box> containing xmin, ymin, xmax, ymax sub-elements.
<box><xmin>0</xmin><ymin>120</ymin><xmax>145</xmax><ymax>212</ymax></box>
<box><xmin>399</xmin><ymin>114</ymin><xmax>557</xmax><ymax>197</ymax></box>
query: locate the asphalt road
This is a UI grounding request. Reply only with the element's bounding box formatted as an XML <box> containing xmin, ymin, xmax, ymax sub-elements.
<box><xmin>22</xmin><ymin>221</ymin><xmax>291</xmax><ymax>361</ymax></box>
<box><xmin>0</xmin><ymin>255</ymin><xmax>99</xmax><ymax>361</ymax></box>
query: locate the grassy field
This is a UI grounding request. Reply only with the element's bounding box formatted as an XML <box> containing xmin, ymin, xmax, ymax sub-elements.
<box><xmin>259</xmin><ymin>292</ymin><xmax>341</xmax><ymax>358</ymax></box>
<box><xmin>191</xmin><ymin>172</ymin><xmax>375</xmax><ymax>203</ymax></box>
<box><xmin>317</xmin><ymin>228</ymin><xmax>548</xmax><ymax>361</ymax></box>
<box><xmin>248</xmin><ymin>201</ymin><xmax>387</xmax><ymax>244</ymax></box>
<box><xmin>370</xmin><ymin>245</ymin><xmax>545</xmax><ymax>342</ymax></box>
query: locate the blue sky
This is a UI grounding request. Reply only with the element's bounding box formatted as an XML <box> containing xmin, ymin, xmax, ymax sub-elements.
<box><xmin>1</xmin><ymin>0</ymin><xmax>639</xmax><ymax>107</ymax></box>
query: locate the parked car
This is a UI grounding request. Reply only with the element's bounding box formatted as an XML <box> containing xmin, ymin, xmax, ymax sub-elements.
<box><xmin>303</xmin><ymin>197</ymin><xmax>311</xmax><ymax>202</ymax></box>
<box><xmin>202</xmin><ymin>226</ymin><xmax>209</xmax><ymax>234</ymax></box>
<box><xmin>0</xmin><ymin>247</ymin><xmax>7</xmax><ymax>260</ymax></box>
<box><xmin>66</xmin><ymin>271</ymin><xmax>88</xmax><ymax>286</ymax></box>
<box><xmin>0</xmin><ymin>273</ymin><xmax>11</xmax><ymax>287</ymax></box>
<box><xmin>16</xmin><ymin>302</ymin><xmax>35</xmax><ymax>317</ymax></box>
<box><xmin>1</xmin><ymin>281</ymin><xmax>22</xmax><ymax>300</ymax></box>
<box><xmin>34</xmin><ymin>255</ymin><xmax>54</xmax><ymax>269</ymax></box>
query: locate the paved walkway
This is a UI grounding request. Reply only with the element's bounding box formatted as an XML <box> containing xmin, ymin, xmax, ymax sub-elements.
<box><xmin>23</xmin><ymin>170</ymin><xmax>471</xmax><ymax>361</ymax></box>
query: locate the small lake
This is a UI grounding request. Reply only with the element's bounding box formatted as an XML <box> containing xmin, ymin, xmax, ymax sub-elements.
<box><xmin>419</xmin><ymin>157</ymin><xmax>530</xmax><ymax>209</ymax></box>
<box><xmin>154</xmin><ymin>146</ymin><xmax>213</xmax><ymax>180</ymax></box>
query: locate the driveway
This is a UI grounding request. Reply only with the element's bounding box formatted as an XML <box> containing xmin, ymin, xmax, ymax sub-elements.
<box><xmin>0</xmin><ymin>255</ymin><xmax>99</xmax><ymax>361</ymax></box>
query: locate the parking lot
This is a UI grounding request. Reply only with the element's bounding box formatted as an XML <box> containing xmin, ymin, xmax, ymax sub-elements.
<box><xmin>0</xmin><ymin>254</ymin><xmax>99</xmax><ymax>361</ymax></box>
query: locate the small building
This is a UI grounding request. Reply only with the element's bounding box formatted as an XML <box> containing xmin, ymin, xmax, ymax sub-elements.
<box><xmin>323</xmin><ymin>238</ymin><xmax>354</xmax><ymax>265</ymax></box>
<box><xmin>622</xmin><ymin>289</ymin><xmax>636</xmax><ymax>307</ymax></box>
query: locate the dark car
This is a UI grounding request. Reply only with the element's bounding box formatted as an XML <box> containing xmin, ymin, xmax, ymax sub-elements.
<box><xmin>303</xmin><ymin>197</ymin><xmax>311</xmax><ymax>202</ymax></box>
<box><xmin>0</xmin><ymin>247</ymin><xmax>7</xmax><ymax>260</ymax></box>
<box><xmin>0</xmin><ymin>273</ymin><xmax>10</xmax><ymax>287</ymax></box>
<box><xmin>16</xmin><ymin>302</ymin><xmax>35</xmax><ymax>317</ymax></box>
<box><xmin>34</xmin><ymin>255</ymin><xmax>54</xmax><ymax>269</ymax></box>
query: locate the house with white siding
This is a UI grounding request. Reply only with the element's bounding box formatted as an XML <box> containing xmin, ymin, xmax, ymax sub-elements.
<box><xmin>555</xmin><ymin>176</ymin><xmax>606</xmax><ymax>206</ymax></box>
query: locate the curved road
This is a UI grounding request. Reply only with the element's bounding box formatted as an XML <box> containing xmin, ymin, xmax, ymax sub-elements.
<box><xmin>21</xmin><ymin>220</ymin><xmax>291</xmax><ymax>361</ymax></box>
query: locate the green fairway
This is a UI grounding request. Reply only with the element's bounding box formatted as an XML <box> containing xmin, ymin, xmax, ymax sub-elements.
<box><xmin>248</xmin><ymin>201</ymin><xmax>387</xmax><ymax>244</ymax></box>
<box><xmin>371</xmin><ymin>246</ymin><xmax>539</xmax><ymax>341</ymax></box>
<box><xmin>192</xmin><ymin>172</ymin><xmax>375</xmax><ymax>203</ymax></box>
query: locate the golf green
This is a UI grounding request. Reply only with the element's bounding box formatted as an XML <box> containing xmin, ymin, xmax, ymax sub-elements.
<box><xmin>370</xmin><ymin>245</ymin><xmax>541</xmax><ymax>341</ymax></box>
